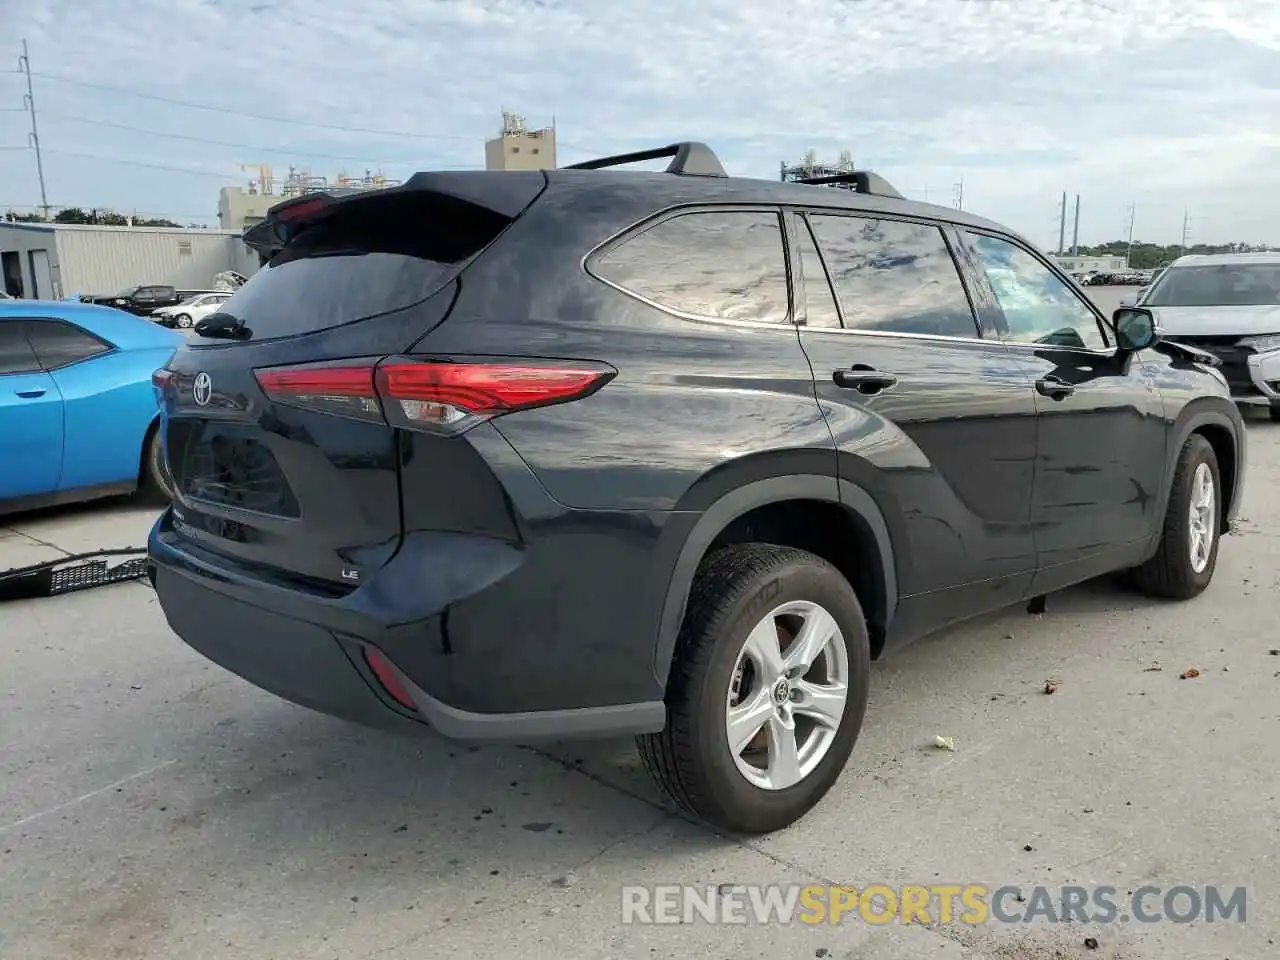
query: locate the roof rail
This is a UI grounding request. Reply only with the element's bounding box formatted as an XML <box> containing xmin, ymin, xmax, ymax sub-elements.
<box><xmin>796</xmin><ymin>171</ymin><xmax>904</xmax><ymax>200</ymax></box>
<box><xmin>564</xmin><ymin>142</ymin><xmax>728</xmax><ymax>178</ymax></box>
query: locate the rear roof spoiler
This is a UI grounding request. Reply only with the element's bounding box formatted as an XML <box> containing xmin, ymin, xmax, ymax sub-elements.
<box><xmin>563</xmin><ymin>142</ymin><xmax>728</xmax><ymax>178</ymax></box>
<box><xmin>241</xmin><ymin>170</ymin><xmax>547</xmax><ymax>258</ymax></box>
<box><xmin>794</xmin><ymin>171</ymin><xmax>904</xmax><ymax>200</ymax></box>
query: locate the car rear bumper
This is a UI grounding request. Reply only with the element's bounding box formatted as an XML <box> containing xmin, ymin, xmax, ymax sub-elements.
<box><xmin>147</xmin><ymin>510</ymin><xmax>668</xmax><ymax>742</ymax></box>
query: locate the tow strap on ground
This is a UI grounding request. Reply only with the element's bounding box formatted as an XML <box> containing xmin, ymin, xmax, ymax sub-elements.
<box><xmin>0</xmin><ymin>548</ymin><xmax>150</xmax><ymax>602</ymax></box>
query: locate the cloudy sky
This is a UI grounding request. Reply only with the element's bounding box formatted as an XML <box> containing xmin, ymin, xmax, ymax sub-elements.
<box><xmin>3</xmin><ymin>0</ymin><xmax>1279</xmax><ymax>248</ymax></box>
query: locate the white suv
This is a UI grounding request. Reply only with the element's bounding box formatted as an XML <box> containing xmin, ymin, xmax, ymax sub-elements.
<box><xmin>1136</xmin><ymin>252</ymin><xmax>1280</xmax><ymax>421</ymax></box>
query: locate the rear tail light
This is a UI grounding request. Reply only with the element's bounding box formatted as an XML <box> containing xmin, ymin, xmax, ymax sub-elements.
<box><xmin>254</xmin><ymin>356</ymin><xmax>615</xmax><ymax>433</ymax></box>
<box><xmin>152</xmin><ymin>368</ymin><xmax>174</xmax><ymax>402</ymax></box>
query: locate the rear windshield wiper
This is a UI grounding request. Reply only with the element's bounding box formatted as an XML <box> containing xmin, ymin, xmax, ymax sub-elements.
<box><xmin>196</xmin><ymin>313</ymin><xmax>251</xmax><ymax>340</ymax></box>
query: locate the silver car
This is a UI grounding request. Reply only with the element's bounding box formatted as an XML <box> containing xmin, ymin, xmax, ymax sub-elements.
<box><xmin>1131</xmin><ymin>252</ymin><xmax>1280</xmax><ymax>421</ymax></box>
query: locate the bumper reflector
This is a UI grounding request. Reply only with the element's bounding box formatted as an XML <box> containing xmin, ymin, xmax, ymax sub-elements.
<box><xmin>362</xmin><ymin>648</ymin><xmax>418</xmax><ymax>711</ymax></box>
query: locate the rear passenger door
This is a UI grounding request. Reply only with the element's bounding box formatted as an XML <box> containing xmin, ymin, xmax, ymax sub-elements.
<box><xmin>789</xmin><ymin>210</ymin><xmax>1038</xmax><ymax>638</ymax></box>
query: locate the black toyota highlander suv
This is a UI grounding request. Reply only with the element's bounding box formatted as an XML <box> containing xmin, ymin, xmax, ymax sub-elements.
<box><xmin>148</xmin><ymin>142</ymin><xmax>1247</xmax><ymax>835</ymax></box>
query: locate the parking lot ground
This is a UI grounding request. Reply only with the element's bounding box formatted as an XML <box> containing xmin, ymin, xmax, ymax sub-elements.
<box><xmin>4</xmin><ymin>370</ymin><xmax>1280</xmax><ymax>957</ymax></box>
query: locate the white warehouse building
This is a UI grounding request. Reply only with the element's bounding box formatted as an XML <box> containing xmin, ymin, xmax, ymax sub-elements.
<box><xmin>0</xmin><ymin>221</ymin><xmax>260</xmax><ymax>300</ymax></box>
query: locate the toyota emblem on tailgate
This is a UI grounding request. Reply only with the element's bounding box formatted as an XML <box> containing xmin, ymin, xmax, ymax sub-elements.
<box><xmin>192</xmin><ymin>372</ymin><xmax>212</xmax><ymax>406</ymax></box>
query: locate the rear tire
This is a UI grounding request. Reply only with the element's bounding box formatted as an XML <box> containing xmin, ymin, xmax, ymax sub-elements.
<box><xmin>638</xmin><ymin>544</ymin><xmax>870</xmax><ymax>835</ymax></box>
<box><xmin>1126</xmin><ymin>434</ymin><xmax>1220</xmax><ymax>600</ymax></box>
<box><xmin>138</xmin><ymin>427</ymin><xmax>173</xmax><ymax>504</ymax></box>
<box><xmin>1269</xmin><ymin>406</ymin><xmax>1280</xmax><ymax>423</ymax></box>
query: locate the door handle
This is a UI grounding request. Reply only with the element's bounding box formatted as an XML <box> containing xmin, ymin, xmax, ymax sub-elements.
<box><xmin>1035</xmin><ymin>376</ymin><xmax>1075</xmax><ymax>400</ymax></box>
<box><xmin>15</xmin><ymin>388</ymin><xmax>46</xmax><ymax>399</ymax></box>
<box><xmin>832</xmin><ymin>368</ymin><xmax>898</xmax><ymax>395</ymax></box>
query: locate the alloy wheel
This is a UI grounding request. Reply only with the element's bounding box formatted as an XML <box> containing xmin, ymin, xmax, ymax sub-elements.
<box><xmin>725</xmin><ymin>600</ymin><xmax>849</xmax><ymax>791</ymax></box>
<box><xmin>1188</xmin><ymin>461</ymin><xmax>1215</xmax><ymax>574</ymax></box>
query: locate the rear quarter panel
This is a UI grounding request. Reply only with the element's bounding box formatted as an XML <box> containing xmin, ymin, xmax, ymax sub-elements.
<box><xmin>417</xmin><ymin>181</ymin><xmax>836</xmax><ymax>513</ymax></box>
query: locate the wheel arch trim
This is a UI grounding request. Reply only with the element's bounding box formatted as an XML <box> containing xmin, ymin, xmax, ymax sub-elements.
<box><xmin>1160</xmin><ymin>400</ymin><xmax>1245</xmax><ymax>535</ymax></box>
<box><xmin>653</xmin><ymin>474</ymin><xmax>897</xmax><ymax>687</ymax></box>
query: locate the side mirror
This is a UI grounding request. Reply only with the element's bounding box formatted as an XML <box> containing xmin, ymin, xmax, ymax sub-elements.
<box><xmin>1113</xmin><ymin>307</ymin><xmax>1159</xmax><ymax>353</ymax></box>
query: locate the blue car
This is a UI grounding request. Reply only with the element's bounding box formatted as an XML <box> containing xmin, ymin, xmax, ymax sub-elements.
<box><xmin>0</xmin><ymin>300</ymin><xmax>182</xmax><ymax>515</ymax></box>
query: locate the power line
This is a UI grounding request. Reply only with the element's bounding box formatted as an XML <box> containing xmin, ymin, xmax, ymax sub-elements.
<box><xmin>38</xmin><ymin>111</ymin><xmax>434</xmax><ymax>166</ymax></box>
<box><xmin>40</xmin><ymin>147</ymin><xmax>243</xmax><ymax>181</ymax></box>
<box><xmin>27</xmin><ymin>70</ymin><xmax>479</xmax><ymax>141</ymax></box>
<box><xmin>23</xmin><ymin>70</ymin><xmax>603</xmax><ymax>155</ymax></box>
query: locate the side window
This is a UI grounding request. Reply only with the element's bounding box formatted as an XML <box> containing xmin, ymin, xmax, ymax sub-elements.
<box><xmin>795</xmin><ymin>218</ymin><xmax>841</xmax><ymax>329</ymax></box>
<box><xmin>965</xmin><ymin>233</ymin><xmax>1107</xmax><ymax>350</ymax></box>
<box><xmin>0</xmin><ymin>322</ymin><xmax>40</xmax><ymax>375</ymax></box>
<box><xmin>25</xmin><ymin>319</ymin><xmax>112</xmax><ymax>370</ymax></box>
<box><xmin>806</xmin><ymin>215</ymin><xmax>979</xmax><ymax>338</ymax></box>
<box><xmin>593</xmin><ymin>210</ymin><xmax>790</xmax><ymax>324</ymax></box>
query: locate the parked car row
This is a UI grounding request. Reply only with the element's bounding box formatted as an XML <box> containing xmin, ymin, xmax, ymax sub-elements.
<box><xmin>1075</xmin><ymin>269</ymin><xmax>1153</xmax><ymax>286</ymax></box>
<box><xmin>81</xmin><ymin>272</ymin><xmax>248</xmax><ymax>327</ymax></box>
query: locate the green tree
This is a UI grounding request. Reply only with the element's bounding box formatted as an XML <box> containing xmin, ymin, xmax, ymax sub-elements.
<box><xmin>1068</xmin><ymin>240</ymin><xmax>1275</xmax><ymax>270</ymax></box>
<box><xmin>3</xmin><ymin>210</ymin><xmax>46</xmax><ymax>223</ymax></box>
<box><xmin>53</xmin><ymin>207</ymin><xmax>91</xmax><ymax>224</ymax></box>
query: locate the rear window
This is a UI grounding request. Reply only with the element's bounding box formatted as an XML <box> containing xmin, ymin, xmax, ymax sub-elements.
<box><xmin>213</xmin><ymin>192</ymin><xmax>513</xmax><ymax>342</ymax></box>
<box><xmin>1145</xmin><ymin>263</ymin><xmax>1280</xmax><ymax>307</ymax></box>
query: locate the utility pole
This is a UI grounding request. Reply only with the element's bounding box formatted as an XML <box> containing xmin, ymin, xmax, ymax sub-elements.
<box><xmin>1058</xmin><ymin>191</ymin><xmax>1067</xmax><ymax>255</ymax></box>
<box><xmin>1179</xmin><ymin>210</ymin><xmax>1191</xmax><ymax>253</ymax></box>
<box><xmin>1124</xmin><ymin>203</ymin><xmax>1136</xmax><ymax>267</ymax></box>
<box><xmin>1071</xmin><ymin>194</ymin><xmax>1081</xmax><ymax>256</ymax></box>
<box><xmin>952</xmin><ymin>179</ymin><xmax>964</xmax><ymax>211</ymax></box>
<box><xmin>18</xmin><ymin>39</ymin><xmax>50</xmax><ymax>219</ymax></box>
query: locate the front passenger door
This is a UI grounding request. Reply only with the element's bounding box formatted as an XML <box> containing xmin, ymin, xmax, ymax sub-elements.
<box><xmin>956</xmin><ymin>230</ymin><xmax>1166</xmax><ymax>589</ymax></box>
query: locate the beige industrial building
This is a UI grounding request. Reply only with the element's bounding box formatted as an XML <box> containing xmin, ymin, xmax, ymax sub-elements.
<box><xmin>485</xmin><ymin>111</ymin><xmax>556</xmax><ymax>171</ymax></box>
<box><xmin>0</xmin><ymin>221</ymin><xmax>259</xmax><ymax>299</ymax></box>
<box><xmin>218</xmin><ymin>187</ymin><xmax>279</xmax><ymax>233</ymax></box>
<box><xmin>215</xmin><ymin>121</ymin><xmax>555</xmax><ymax>234</ymax></box>
<box><xmin>219</xmin><ymin>166</ymin><xmax>403</xmax><ymax>231</ymax></box>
